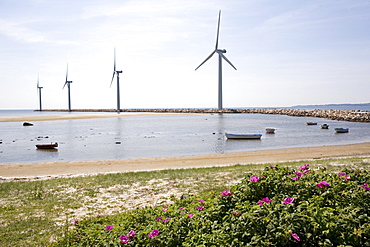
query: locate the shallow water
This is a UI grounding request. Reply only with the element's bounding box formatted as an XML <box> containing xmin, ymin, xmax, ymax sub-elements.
<box><xmin>1</xmin><ymin>111</ymin><xmax>370</xmax><ymax>164</ymax></box>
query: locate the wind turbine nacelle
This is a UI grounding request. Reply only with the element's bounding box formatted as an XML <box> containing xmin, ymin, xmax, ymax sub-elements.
<box><xmin>217</xmin><ymin>49</ymin><xmax>227</xmax><ymax>53</ymax></box>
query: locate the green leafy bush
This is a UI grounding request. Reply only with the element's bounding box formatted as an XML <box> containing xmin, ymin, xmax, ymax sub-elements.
<box><xmin>52</xmin><ymin>165</ymin><xmax>370</xmax><ymax>246</ymax></box>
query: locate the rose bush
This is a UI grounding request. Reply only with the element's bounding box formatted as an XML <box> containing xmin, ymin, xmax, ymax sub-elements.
<box><xmin>52</xmin><ymin>165</ymin><xmax>369</xmax><ymax>246</ymax></box>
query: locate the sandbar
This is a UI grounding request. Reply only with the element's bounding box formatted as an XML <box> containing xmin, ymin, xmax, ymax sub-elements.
<box><xmin>1</xmin><ymin>142</ymin><xmax>370</xmax><ymax>180</ymax></box>
<box><xmin>0</xmin><ymin>112</ymin><xmax>185</xmax><ymax>122</ymax></box>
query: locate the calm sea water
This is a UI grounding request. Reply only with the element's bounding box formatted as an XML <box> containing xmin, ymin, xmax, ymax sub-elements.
<box><xmin>1</xmin><ymin>110</ymin><xmax>370</xmax><ymax>164</ymax></box>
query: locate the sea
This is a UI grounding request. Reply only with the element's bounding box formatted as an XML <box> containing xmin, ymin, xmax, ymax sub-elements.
<box><xmin>1</xmin><ymin>105</ymin><xmax>370</xmax><ymax>165</ymax></box>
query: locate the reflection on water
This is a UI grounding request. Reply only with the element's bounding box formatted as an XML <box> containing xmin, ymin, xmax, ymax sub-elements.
<box><xmin>1</xmin><ymin>113</ymin><xmax>370</xmax><ymax>164</ymax></box>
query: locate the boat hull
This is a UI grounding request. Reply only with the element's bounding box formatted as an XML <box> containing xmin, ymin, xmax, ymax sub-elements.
<box><xmin>335</xmin><ymin>128</ymin><xmax>349</xmax><ymax>133</ymax></box>
<box><xmin>225</xmin><ymin>133</ymin><xmax>262</xmax><ymax>139</ymax></box>
<box><xmin>36</xmin><ymin>143</ymin><xmax>58</xmax><ymax>149</ymax></box>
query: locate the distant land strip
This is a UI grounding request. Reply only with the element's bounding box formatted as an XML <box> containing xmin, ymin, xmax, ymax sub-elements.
<box><xmin>36</xmin><ymin>108</ymin><xmax>370</xmax><ymax>122</ymax></box>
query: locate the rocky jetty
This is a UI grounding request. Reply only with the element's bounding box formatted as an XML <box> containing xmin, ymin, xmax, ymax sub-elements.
<box><xmin>38</xmin><ymin>108</ymin><xmax>370</xmax><ymax>122</ymax></box>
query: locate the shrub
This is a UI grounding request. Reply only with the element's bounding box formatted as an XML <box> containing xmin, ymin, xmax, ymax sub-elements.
<box><xmin>52</xmin><ymin>165</ymin><xmax>369</xmax><ymax>246</ymax></box>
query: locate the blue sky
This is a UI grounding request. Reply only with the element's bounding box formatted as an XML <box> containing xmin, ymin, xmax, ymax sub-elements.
<box><xmin>0</xmin><ymin>0</ymin><xmax>369</xmax><ymax>109</ymax></box>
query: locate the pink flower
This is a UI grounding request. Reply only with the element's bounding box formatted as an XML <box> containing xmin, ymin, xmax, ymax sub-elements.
<box><xmin>162</xmin><ymin>208</ymin><xmax>168</xmax><ymax>211</ymax></box>
<box><xmin>233</xmin><ymin>211</ymin><xmax>243</xmax><ymax>216</ymax></box>
<box><xmin>316</xmin><ymin>181</ymin><xmax>330</xmax><ymax>187</ymax></box>
<box><xmin>197</xmin><ymin>206</ymin><xmax>205</xmax><ymax>211</ymax></box>
<box><xmin>73</xmin><ymin>220</ymin><xmax>78</xmax><ymax>224</ymax></box>
<box><xmin>294</xmin><ymin>171</ymin><xmax>303</xmax><ymax>177</ymax></box>
<box><xmin>128</xmin><ymin>230</ymin><xmax>136</xmax><ymax>237</ymax></box>
<box><xmin>338</xmin><ymin>172</ymin><xmax>347</xmax><ymax>177</ymax></box>
<box><xmin>291</xmin><ymin>233</ymin><xmax>300</xmax><ymax>241</ymax></box>
<box><xmin>250</xmin><ymin>176</ymin><xmax>260</xmax><ymax>182</ymax></box>
<box><xmin>179</xmin><ymin>207</ymin><xmax>184</xmax><ymax>210</ymax></box>
<box><xmin>362</xmin><ymin>183</ymin><xmax>370</xmax><ymax>190</ymax></box>
<box><xmin>105</xmin><ymin>225</ymin><xmax>114</xmax><ymax>231</ymax></box>
<box><xmin>120</xmin><ymin>235</ymin><xmax>130</xmax><ymax>243</ymax></box>
<box><xmin>188</xmin><ymin>214</ymin><xmax>194</xmax><ymax>218</ymax></box>
<box><xmin>156</xmin><ymin>217</ymin><xmax>162</xmax><ymax>221</ymax></box>
<box><xmin>257</xmin><ymin>197</ymin><xmax>274</xmax><ymax>206</ymax></box>
<box><xmin>199</xmin><ymin>199</ymin><xmax>205</xmax><ymax>203</ymax></box>
<box><xmin>221</xmin><ymin>190</ymin><xmax>234</xmax><ymax>196</ymax></box>
<box><xmin>281</xmin><ymin>197</ymin><xmax>295</xmax><ymax>205</ymax></box>
<box><xmin>300</xmin><ymin>164</ymin><xmax>310</xmax><ymax>170</ymax></box>
<box><xmin>148</xmin><ymin>229</ymin><xmax>160</xmax><ymax>237</ymax></box>
<box><xmin>162</xmin><ymin>218</ymin><xmax>171</xmax><ymax>222</ymax></box>
<box><xmin>291</xmin><ymin>177</ymin><xmax>299</xmax><ymax>181</ymax></box>
<box><xmin>303</xmin><ymin>169</ymin><xmax>310</xmax><ymax>173</ymax></box>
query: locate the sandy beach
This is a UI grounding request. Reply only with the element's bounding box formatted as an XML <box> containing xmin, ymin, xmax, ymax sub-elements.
<box><xmin>1</xmin><ymin>142</ymin><xmax>370</xmax><ymax>180</ymax></box>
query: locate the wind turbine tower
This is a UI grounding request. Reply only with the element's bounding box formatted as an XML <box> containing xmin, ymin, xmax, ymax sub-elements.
<box><xmin>110</xmin><ymin>48</ymin><xmax>123</xmax><ymax>113</ymax></box>
<box><xmin>63</xmin><ymin>63</ymin><xmax>73</xmax><ymax>112</ymax></box>
<box><xmin>37</xmin><ymin>74</ymin><xmax>43</xmax><ymax>111</ymax></box>
<box><xmin>195</xmin><ymin>10</ymin><xmax>237</xmax><ymax>110</ymax></box>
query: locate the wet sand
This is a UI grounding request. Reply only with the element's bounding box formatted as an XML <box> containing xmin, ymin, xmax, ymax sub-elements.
<box><xmin>0</xmin><ymin>112</ymin><xmax>182</xmax><ymax>122</ymax></box>
<box><xmin>1</xmin><ymin>142</ymin><xmax>370</xmax><ymax>180</ymax></box>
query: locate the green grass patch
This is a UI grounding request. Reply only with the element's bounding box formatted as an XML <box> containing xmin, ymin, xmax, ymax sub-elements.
<box><xmin>0</xmin><ymin>157</ymin><xmax>369</xmax><ymax>246</ymax></box>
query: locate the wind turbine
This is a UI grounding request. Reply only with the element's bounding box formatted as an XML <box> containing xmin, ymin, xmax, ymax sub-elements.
<box><xmin>110</xmin><ymin>48</ymin><xmax>123</xmax><ymax>113</ymax></box>
<box><xmin>195</xmin><ymin>10</ymin><xmax>237</xmax><ymax>110</ymax></box>
<box><xmin>63</xmin><ymin>63</ymin><xmax>73</xmax><ymax>112</ymax></box>
<box><xmin>37</xmin><ymin>74</ymin><xmax>43</xmax><ymax>111</ymax></box>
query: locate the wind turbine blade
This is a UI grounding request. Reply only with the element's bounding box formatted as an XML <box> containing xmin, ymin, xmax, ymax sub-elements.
<box><xmin>110</xmin><ymin>72</ymin><xmax>115</xmax><ymax>87</ymax></box>
<box><xmin>37</xmin><ymin>74</ymin><xmax>39</xmax><ymax>88</ymax></box>
<box><xmin>215</xmin><ymin>10</ymin><xmax>221</xmax><ymax>49</ymax></box>
<box><xmin>113</xmin><ymin>48</ymin><xmax>116</xmax><ymax>72</ymax></box>
<box><xmin>66</xmin><ymin>63</ymin><xmax>69</xmax><ymax>82</ymax></box>
<box><xmin>195</xmin><ymin>50</ymin><xmax>216</xmax><ymax>70</ymax></box>
<box><xmin>62</xmin><ymin>82</ymin><xmax>67</xmax><ymax>89</ymax></box>
<box><xmin>220</xmin><ymin>53</ymin><xmax>237</xmax><ymax>70</ymax></box>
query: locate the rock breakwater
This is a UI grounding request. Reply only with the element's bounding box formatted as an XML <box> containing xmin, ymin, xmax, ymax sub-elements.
<box><xmin>38</xmin><ymin>108</ymin><xmax>370</xmax><ymax>122</ymax></box>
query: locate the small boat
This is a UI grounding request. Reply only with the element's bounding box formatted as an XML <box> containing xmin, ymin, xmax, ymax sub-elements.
<box><xmin>36</xmin><ymin>142</ymin><xmax>58</xmax><ymax>149</ymax></box>
<box><xmin>306</xmin><ymin>122</ymin><xmax>317</xmax><ymax>125</ymax></box>
<box><xmin>321</xmin><ymin>124</ymin><xmax>329</xmax><ymax>129</ymax></box>
<box><xmin>335</xmin><ymin>128</ymin><xmax>349</xmax><ymax>133</ymax></box>
<box><xmin>265</xmin><ymin>128</ymin><xmax>276</xmax><ymax>134</ymax></box>
<box><xmin>225</xmin><ymin>133</ymin><xmax>262</xmax><ymax>139</ymax></box>
<box><xmin>23</xmin><ymin>122</ymin><xmax>34</xmax><ymax>126</ymax></box>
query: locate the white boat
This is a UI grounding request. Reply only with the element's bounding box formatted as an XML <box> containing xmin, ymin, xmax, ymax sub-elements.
<box><xmin>335</xmin><ymin>128</ymin><xmax>349</xmax><ymax>133</ymax></box>
<box><xmin>225</xmin><ymin>133</ymin><xmax>262</xmax><ymax>139</ymax></box>
<box><xmin>265</xmin><ymin>128</ymin><xmax>276</xmax><ymax>134</ymax></box>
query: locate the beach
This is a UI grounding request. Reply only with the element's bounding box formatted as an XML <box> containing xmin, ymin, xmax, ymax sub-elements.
<box><xmin>1</xmin><ymin>112</ymin><xmax>370</xmax><ymax>180</ymax></box>
<box><xmin>1</xmin><ymin>142</ymin><xmax>370</xmax><ymax>180</ymax></box>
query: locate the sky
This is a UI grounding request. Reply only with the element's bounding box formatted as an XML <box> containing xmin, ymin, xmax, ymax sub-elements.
<box><xmin>0</xmin><ymin>0</ymin><xmax>369</xmax><ymax>110</ymax></box>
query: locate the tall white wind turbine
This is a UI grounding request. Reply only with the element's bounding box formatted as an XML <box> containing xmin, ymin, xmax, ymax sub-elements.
<box><xmin>195</xmin><ymin>10</ymin><xmax>237</xmax><ymax>110</ymax></box>
<box><xmin>110</xmin><ymin>48</ymin><xmax>123</xmax><ymax>113</ymax></box>
<box><xmin>63</xmin><ymin>63</ymin><xmax>73</xmax><ymax>112</ymax></box>
<box><xmin>37</xmin><ymin>74</ymin><xmax>43</xmax><ymax>111</ymax></box>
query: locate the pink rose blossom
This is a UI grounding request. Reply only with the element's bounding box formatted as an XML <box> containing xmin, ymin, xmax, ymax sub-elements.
<box><xmin>294</xmin><ymin>171</ymin><xmax>303</xmax><ymax>177</ymax></box>
<box><xmin>300</xmin><ymin>164</ymin><xmax>310</xmax><ymax>170</ymax></box>
<box><xmin>250</xmin><ymin>176</ymin><xmax>260</xmax><ymax>182</ymax></box>
<box><xmin>105</xmin><ymin>225</ymin><xmax>114</xmax><ymax>231</ymax></box>
<box><xmin>281</xmin><ymin>197</ymin><xmax>295</xmax><ymax>205</ymax></box>
<box><xmin>221</xmin><ymin>190</ymin><xmax>234</xmax><ymax>196</ymax></box>
<box><xmin>316</xmin><ymin>181</ymin><xmax>330</xmax><ymax>187</ymax></box>
<box><xmin>291</xmin><ymin>177</ymin><xmax>299</xmax><ymax>181</ymax></box>
<box><xmin>291</xmin><ymin>233</ymin><xmax>300</xmax><ymax>241</ymax></box>
<box><xmin>120</xmin><ymin>235</ymin><xmax>129</xmax><ymax>243</ymax></box>
<box><xmin>148</xmin><ymin>229</ymin><xmax>160</xmax><ymax>238</ymax></box>
<box><xmin>188</xmin><ymin>214</ymin><xmax>194</xmax><ymax>218</ymax></box>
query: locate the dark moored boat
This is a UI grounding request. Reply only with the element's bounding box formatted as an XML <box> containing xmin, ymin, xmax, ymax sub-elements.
<box><xmin>306</xmin><ymin>122</ymin><xmax>317</xmax><ymax>125</ymax></box>
<box><xmin>36</xmin><ymin>142</ymin><xmax>58</xmax><ymax>149</ymax></box>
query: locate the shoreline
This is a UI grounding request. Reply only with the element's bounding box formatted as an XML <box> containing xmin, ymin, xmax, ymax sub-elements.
<box><xmin>1</xmin><ymin>142</ymin><xmax>370</xmax><ymax>181</ymax></box>
<box><xmin>1</xmin><ymin>108</ymin><xmax>370</xmax><ymax>122</ymax></box>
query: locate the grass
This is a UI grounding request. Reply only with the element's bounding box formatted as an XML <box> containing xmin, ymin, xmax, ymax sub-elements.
<box><xmin>0</xmin><ymin>157</ymin><xmax>369</xmax><ymax>246</ymax></box>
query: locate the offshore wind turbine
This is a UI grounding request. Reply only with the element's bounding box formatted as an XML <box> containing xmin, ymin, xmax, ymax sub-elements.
<box><xmin>195</xmin><ymin>10</ymin><xmax>237</xmax><ymax>110</ymax></box>
<box><xmin>110</xmin><ymin>48</ymin><xmax>123</xmax><ymax>113</ymax></box>
<box><xmin>63</xmin><ymin>63</ymin><xmax>73</xmax><ymax>112</ymax></box>
<box><xmin>36</xmin><ymin>74</ymin><xmax>43</xmax><ymax>111</ymax></box>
